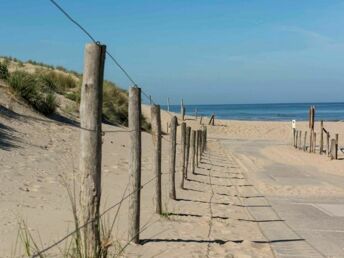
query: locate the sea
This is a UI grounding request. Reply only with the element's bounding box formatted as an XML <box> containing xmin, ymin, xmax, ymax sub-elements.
<box><xmin>161</xmin><ymin>103</ymin><xmax>344</xmax><ymax>121</ymax></box>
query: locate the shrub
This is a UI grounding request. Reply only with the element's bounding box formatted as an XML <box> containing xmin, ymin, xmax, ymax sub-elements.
<box><xmin>0</xmin><ymin>62</ymin><xmax>9</xmax><ymax>80</ymax></box>
<box><xmin>8</xmin><ymin>71</ymin><xmax>57</xmax><ymax>115</ymax></box>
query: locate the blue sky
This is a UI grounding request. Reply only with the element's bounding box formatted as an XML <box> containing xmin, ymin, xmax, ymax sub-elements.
<box><xmin>1</xmin><ymin>0</ymin><xmax>344</xmax><ymax>104</ymax></box>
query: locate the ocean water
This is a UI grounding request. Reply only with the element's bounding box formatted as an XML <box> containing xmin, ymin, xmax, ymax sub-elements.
<box><xmin>161</xmin><ymin>103</ymin><xmax>344</xmax><ymax>121</ymax></box>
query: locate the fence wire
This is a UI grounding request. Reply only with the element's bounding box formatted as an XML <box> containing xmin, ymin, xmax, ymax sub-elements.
<box><xmin>29</xmin><ymin>2</ymin><xmax>197</xmax><ymax>256</ymax></box>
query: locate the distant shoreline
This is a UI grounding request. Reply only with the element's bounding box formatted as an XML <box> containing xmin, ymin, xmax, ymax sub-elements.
<box><xmin>160</xmin><ymin>102</ymin><xmax>344</xmax><ymax>122</ymax></box>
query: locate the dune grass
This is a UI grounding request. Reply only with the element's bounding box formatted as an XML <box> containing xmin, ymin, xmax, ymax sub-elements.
<box><xmin>8</xmin><ymin>70</ymin><xmax>57</xmax><ymax>115</ymax></box>
<box><xmin>1</xmin><ymin>56</ymin><xmax>151</xmax><ymax>130</ymax></box>
<box><xmin>0</xmin><ymin>61</ymin><xmax>9</xmax><ymax>80</ymax></box>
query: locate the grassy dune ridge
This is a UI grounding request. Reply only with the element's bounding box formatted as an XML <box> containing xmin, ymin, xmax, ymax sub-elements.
<box><xmin>0</xmin><ymin>56</ymin><xmax>150</xmax><ymax>129</ymax></box>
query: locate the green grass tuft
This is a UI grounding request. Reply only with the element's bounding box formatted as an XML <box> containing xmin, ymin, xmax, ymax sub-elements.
<box><xmin>8</xmin><ymin>71</ymin><xmax>57</xmax><ymax>115</ymax></box>
<box><xmin>0</xmin><ymin>62</ymin><xmax>9</xmax><ymax>80</ymax></box>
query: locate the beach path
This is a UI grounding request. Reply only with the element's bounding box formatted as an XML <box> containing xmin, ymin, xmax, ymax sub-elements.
<box><xmin>221</xmin><ymin>137</ymin><xmax>344</xmax><ymax>257</ymax></box>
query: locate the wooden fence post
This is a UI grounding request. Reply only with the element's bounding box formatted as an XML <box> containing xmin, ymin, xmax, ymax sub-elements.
<box><xmin>151</xmin><ymin>105</ymin><xmax>162</xmax><ymax>214</ymax></box>
<box><xmin>320</xmin><ymin>120</ymin><xmax>324</xmax><ymax>154</ymax></box>
<box><xmin>181</xmin><ymin>99</ymin><xmax>185</xmax><ymax>121</ymax></box>
<box><xmin>303</xmin><ymin>131</ymin><xmax>307</xmax><ymax>151</ymax></box>
<box><xmin>169</xmin><ymin>116</ymin><xmax>177</xmax><ymax>200</ymax></box>
<box><xmin>185</xmin><ymin>127</ymin><xmax>191</xmax><ymax>179</ymax></box>
<box><xmin>327</xmin><ymin>132</ymin><xmax>330</xmax><ymax>156</ymax></box>
<box><xmin>309</xmin><ymin>130</ymin><xmax>312</xmax><ymax>153</ymax></box>
<box><xmin>79</xmin><ymin>43</ymin><xmax>106</xmax><ymax>255</ymax></box>
<box><xmin>205</xmin><ymin>126</ymin><xmax>208</xmax><ymax>151</ymax></box>
<box><xmin>200</xmin><ymin>116</ymin><xmax>203</xmax><ymax>125</ymax></box>
<box><xmin>293</xmin><ymin>128</ymin><xmax>295</xmax><ymax>147</ymax></box>
<box><xmin>191</xmin><ymin>130</ymin><xmax>196</xmax><ymax>174</ymax></box>
<box><xmin>203</xmin><ymin>129</ymin><xmax>207</xmax><ymax>152</ymax></box>
<box><xmin>208</xmin><ymin>113</ymin><xmax>215</xmax><ymax>126</ymax></box>
<box><xmin>199</xmin><ymin>129</ymin><xmax>204</xmax><ymax>157</ymax></box>
<box><xmin>128</xmin><ymin>86</ymin><xmax>142</xmax><ymax>244</ymax></box>
<box><xmin>313</xmin><ymin>132</ymin><xmax>317</xmax><ymax>153</ymax></box>
<box><xmin>335</xmin><ymin>134</ymin><xmax>339</xmax><ymax>160</ymax></box>
<box><xmin>197</xmin><ymin>129</ymin><xmax>202</xmax><ymax>163</ymax></box>
<box><xmin>330</xmin><ymin>139</ymin><xmax>336</xmax><ymax>160</ymax></box>
<box><xmin>180</xmin><ymin>122</ymin><xmax>186</xmax><ymax>188</ymax></box>
<box><xmin>295</xmin><ymin>130</ymin><xmax>299</xmax><ymax>149</ymax></box>
<box><xmin>298</xmin><ymin>131</ymin><xmax>302</xmax><ymax>150</ymax></box>
<box><xmin>195</xmin><ymin>130</ymin><xmax>199</xmax><ymax>168</ymax></box>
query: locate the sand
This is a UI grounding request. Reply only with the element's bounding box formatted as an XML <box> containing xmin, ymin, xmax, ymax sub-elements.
<box><xmin>1</xmin><ymin>89</ymin><xmax>343</xmax><ymax>257</ymax></box>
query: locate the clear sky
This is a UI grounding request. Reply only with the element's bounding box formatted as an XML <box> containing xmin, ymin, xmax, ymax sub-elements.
<box><xmin>1</xmin><ymin>1</ymin><xmax>344</xmax><ymax>104</ymax></box>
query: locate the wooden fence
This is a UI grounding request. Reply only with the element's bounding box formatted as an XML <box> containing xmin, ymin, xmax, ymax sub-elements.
<box><xmin>31</xmin><ymin>42</ymin><xmax>210</xmax><ymax>257</ymax></box>
<box><xmin>293</xmin><ymin>106</ymin><xmax>340</xmax><ymax>160</ymax></box>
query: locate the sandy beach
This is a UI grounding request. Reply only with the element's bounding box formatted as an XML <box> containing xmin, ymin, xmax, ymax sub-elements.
<box><xmin>2</xmin><ymin>83</ymin><xmax>344</xmax><ymax>258</ymax></box>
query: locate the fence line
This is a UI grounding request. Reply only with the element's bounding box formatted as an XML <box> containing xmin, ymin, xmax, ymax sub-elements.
<box><xmin>292</xmin><ymin>107</ymin><xmax>340</xmax><ymax>161</ymax></box>
<box><xmin>20</xmin><ymin>1</ymin><xmax>212</xmax><ymax>256</ymax></box>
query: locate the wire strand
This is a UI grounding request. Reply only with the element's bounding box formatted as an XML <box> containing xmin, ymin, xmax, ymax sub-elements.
<box><xmin>48</xmin><ymin>0</ymin><xmax>137</xmax><ymax>86</ymax></box>
<box><xmin>31</xmin><ymin>173</ymin><xmax>164</xmax><ymax>257</ymax></box>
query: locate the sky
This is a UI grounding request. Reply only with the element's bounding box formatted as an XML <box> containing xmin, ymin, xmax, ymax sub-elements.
<box><xmin>1</xmin><ymin>0</ymin><xmax>344</xmax><ymax>104</ymax></box>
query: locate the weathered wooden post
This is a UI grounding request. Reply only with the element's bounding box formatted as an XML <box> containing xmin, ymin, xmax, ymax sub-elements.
<box><xmin>335</xmin><ymin>134</ymin><xmax>339</xmax><ymax>160</ymax></box>
<box><xmin>184</xmin><ymin>126</ymin><xmax>191</xmax><ymax>179</ymax></box>
<box><xmin>195</xmin><ymin>130</ymin><xmax>199</xmax><ymax>168</ymax></box>
<box><xmin>298</xmin><ymin>131</ymin><xmax>302</xmax><ymax>150</ymax></box>
<box><xmin>202</xmin><ymin>128</ymin><xmax>206</xmax><ymax>152</ymax></box>
<box><xmin>330</xmin><ymin>139</ymin><xmax>336</xmax><ymax>160</ymax></box>
<box><xmin>200</xmin><ymin>116</ymin><xmax>203</xmax><ymax>125</ymax></box>
<box><xmin>293</xmin><ymin>128</ymin><xmax>296</xmax><ymax>147</ymax></box>
<box><xmin>167</xmin><ymin>97</ymin><xmax>170</xmax><ymax>112</ymax></box>
<box><xmin>79</xmin><ymin>43</ymin><xmax>106</xmax><ymax>255</ymax></box>
<box><xmin>313</xmin><ymin>132</ymin><xmax>317</xmax><ymax>153</ymax></box>
<box><xmin>320</xmin><ymin>120</ymin><xmax>324</xmax><ymax>154</ymax></box>
<box><xmin>128</xmin><ymin>86</ymin><xmax>142</xmax><ymax>244</ymax></box>
<box><xmin>308</xmin><ymin>106</ymin><xmax>315</xmax><ymax>152</ymax></box>
<box><xmin>199</xmin><ymin>129</ymin><xmax>204</xmax><ymax>157</ymax></box>
<box><xmin>208</xmin><ymin>113</ymin><xmax>215</xmax><ymax>126</ymax></box>
<box><xmin>303</xmin><ymin>131</ymin><xmax>307</xmax><ymax>151</ymax></box>
<box><xmin>180</xmin><ymin>122</ymin><xmax>186</xmax><ymax>188</ymax></box>
<box><xmin>327</xmin><ymin>132</ymin><xmax>330</xmax><ymax>156</ymax></box>
<box><xmin>197</xmin><ymin>129</ymin><xmax>202</xmax><ymax>163</ymax></box>
<box><xmin>295</xmin><ymin>130</ymin><xmax>299</xmax><ymax>149</ymax></box>
<box><xmin>204</xmin><ymin>126</ymin><xmax>207</xmax><ymax>151</ymax></box>
<box><xmin>191</xmin><ymin>130</ymin><xmax>196</xmax><ymax>174</ymax></box>
<box><xmin>151</xmin><ymin>105</ymin><xmax>162</xmax><ymax>214</ymax></box>
<box><xmin>181</xmin><ymin>99</ymin><xmax>185</xmax><ymax>121</ymax></box>
<box><xmin>169</xmin><ymin>116</ymin><xmax>177</xmax><ymax>200</ymax></box>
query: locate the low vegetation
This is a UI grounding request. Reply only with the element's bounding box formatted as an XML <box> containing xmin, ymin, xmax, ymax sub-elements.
<box><xmin>0</xmin><ymin>62</ymin><xmax>9</xmax><ymax>80</ymax></box>
<box><xmin>8</xmin><ymin>71</ymin><xmax>57</xmax><ymax>115</ymax></box>
<box><xmin>0</xmin><ymin>56</ymin><xmax>150</xmax><ymax>130</ymax></box>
